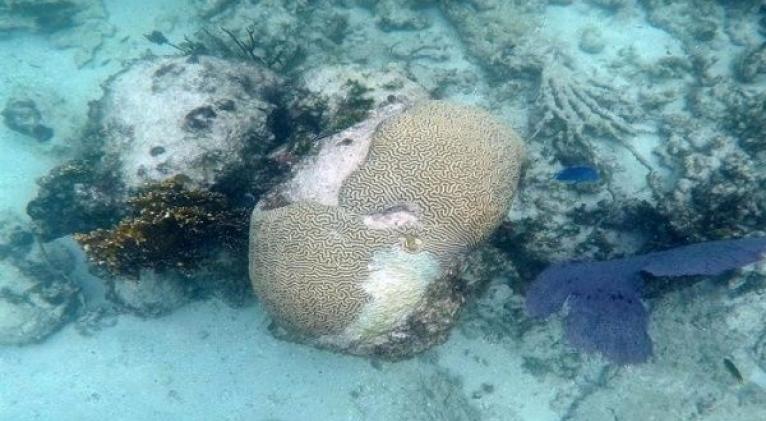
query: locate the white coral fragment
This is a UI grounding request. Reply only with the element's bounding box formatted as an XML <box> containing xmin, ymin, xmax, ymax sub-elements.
<box><xmin>533</xmin><ymin>61</ymin><xmax>635</xmax><ymax>144</ymax></box>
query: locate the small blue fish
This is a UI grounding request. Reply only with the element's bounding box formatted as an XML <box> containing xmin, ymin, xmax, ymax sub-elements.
<box><xmin>555</xmin><ymin>165</ymin><xmax>599</xmax><ymax>183</ymax></box>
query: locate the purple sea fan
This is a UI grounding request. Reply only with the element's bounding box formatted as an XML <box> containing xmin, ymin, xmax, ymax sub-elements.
<box><xmin>525</xmin><ymin>237</ymin><xmax>766</xmax><ymax>364</ymax></box>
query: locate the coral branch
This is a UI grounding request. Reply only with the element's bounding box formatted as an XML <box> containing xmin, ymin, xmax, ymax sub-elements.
<box><xmin>532</xmin><ymin>59</ymin><xmax>652</xmax><ymax>172</ymax></box>
<box><xmin>533</xmin><ymin>61</ymin><xmax>634</xmax><ymax>141</ymax></box>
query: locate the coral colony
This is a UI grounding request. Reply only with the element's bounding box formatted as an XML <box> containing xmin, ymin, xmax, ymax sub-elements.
<box><xmin>250</xmin><ymin>101</ymin><xmax>524</xmax><ymax>358</ymax></box>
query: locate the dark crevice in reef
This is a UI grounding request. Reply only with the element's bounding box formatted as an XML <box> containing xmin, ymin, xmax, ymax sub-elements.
<box><xmin>488</xmin><ymin>219</ymin><xmax>550</xmax><ymax>291</ymax></box>
<box><xmin>212</xmin><ymin>82</ymin><xmax>329</xmax><ymax>207</ymax></box>
<box><xmin>265</xmin><ymin>82</ymin><xmax>327</xmax><ymax>151</ymax></box>
<box><xmin>26</xmin><ymin>156</ymin><xmax>125</xmax><ymax>242</ymax></box>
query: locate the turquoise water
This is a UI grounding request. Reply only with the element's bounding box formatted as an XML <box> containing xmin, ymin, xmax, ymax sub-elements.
<box><xmin>1</xmin><ymin>1</ymin><xmax>765</xmax><ymax>420</ymax></box>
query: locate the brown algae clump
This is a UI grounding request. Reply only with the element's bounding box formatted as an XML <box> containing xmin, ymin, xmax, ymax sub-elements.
<box><xmin>76</xmin><ymin>177</ymin><xmax>249</xmax><ymax>278</ymax></box>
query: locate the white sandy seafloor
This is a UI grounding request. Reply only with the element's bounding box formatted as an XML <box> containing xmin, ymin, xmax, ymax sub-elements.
<box><xmin>1</xmin><ymin>0</ymin><xmax>766</xmax><ymax>420</ymax></box>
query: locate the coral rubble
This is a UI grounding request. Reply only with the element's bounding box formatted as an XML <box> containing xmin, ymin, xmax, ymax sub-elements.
<box><xmin>532</xmin><ymin>58</ymin><xmax>637</xmax><ymax>164</ymax></box>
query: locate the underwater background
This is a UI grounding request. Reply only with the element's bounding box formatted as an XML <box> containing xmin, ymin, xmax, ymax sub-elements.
<box><xmin>1</xmin><ymin>0</ymin><xmax>766</xmax><ymax>420</ymax></box>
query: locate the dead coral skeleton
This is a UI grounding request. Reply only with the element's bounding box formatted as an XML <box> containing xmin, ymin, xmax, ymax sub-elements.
<box><xmin>531</xmin><ymin>55</ymin><xmax>652</xmax><ymax>172</ymax></box>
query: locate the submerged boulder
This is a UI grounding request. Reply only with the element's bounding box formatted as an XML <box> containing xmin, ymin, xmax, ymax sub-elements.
<box><xmin>28</xmin><ymin>55</ymin><xmax>290</xmax><ymax>242</ymax></box>
<box><xmin>249</xmin><ymin>100</ymin><xmax>524</xmax><ymax>358</ymax></box>
<box><xmin>0</xmin><ymin>260</ymin><xmax>77</xmax><ymax>345</ymax></box>
<box><xmin>0</xmin><ymin>214</ymin><xmax>79</xmax><ymax>346</ymax></box>
<box><xmin>107</xmin><ymin>269</ymin><xmax>191</xmax><ymax>318</ymax></box>
<box><xmin>1</xmin><ymin>98</ymin><xmax>54</xmax><ymax>142</ymax></box>
<box><xmin>98</xmin><ymin>55</ymin><xmax>283</xmax><ymax>191</ymax></box>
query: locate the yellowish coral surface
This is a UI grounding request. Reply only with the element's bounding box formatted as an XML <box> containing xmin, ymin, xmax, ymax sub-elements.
<box><xmin>249</xmin><ymin>100</ymin><xmax>524</xmax><ymax>348</ymax></box>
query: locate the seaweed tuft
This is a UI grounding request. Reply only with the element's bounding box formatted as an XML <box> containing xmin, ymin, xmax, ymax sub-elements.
<box><xmin>74</xmin><ymin>176</ymin><xmax>249</xmax><ymax>278</ymax></box>
<box><xmin>330</xmin><ymin>80</ymin><xmax>375</xmax><ymax>132</ymax></box>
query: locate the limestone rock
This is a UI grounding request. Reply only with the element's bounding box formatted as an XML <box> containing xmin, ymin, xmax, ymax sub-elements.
<box><xmin>99</xmin><ymin>55</ymin><xmax>282</xmax><ymax>191</ymax></box>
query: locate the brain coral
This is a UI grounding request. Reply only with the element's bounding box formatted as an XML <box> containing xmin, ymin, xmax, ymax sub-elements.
<box><xmin>339</xmin><ymin>100</ymin><xmax>524</xmax><ymax>257</ymax></box>
<box><xmin>249</xmin><ymin>100</ymin><xmax>524</xmax><ymax>357</ymax></box>
<box><xmin>249</xmin><ymin>202</ymin><xmax>395</xmax><ymax>336</ymax></box>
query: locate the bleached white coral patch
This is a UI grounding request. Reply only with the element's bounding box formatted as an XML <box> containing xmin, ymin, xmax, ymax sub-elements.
<box><xmin>362</xmin><ymin>207</ymin><xmax>421</xmax><ymax>231</ymax></box>
<box><xmin>342</xmin><ymin>247</ymin><xmax>441</xmax><ymax>343</ymax></box>
<box><xmin>283</xmin><ymin>103</ymin><xmax>405</xmax><ymax>206</ymax></box>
